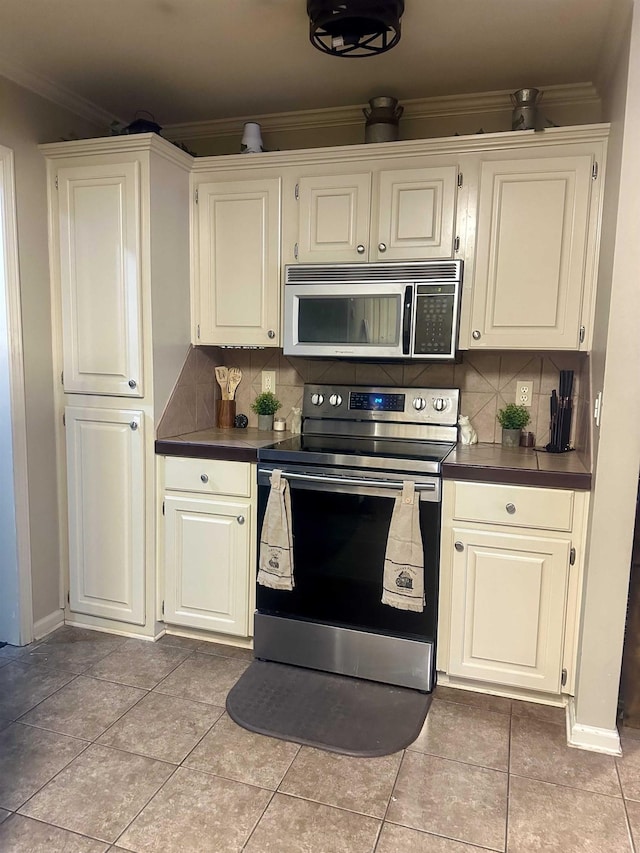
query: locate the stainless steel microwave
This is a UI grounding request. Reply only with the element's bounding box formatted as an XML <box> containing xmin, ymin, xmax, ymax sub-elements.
<box><xmin>283</xmin><ymin>260</ymin><xmax>463</xmax><ymax>360</ymax></box>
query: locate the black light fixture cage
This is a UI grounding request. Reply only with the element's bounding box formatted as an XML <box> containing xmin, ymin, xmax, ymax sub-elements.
<box><xmin>307</xmin><ymin>1</ymin><xmax>405</xmax><ymax>57</ymax></box>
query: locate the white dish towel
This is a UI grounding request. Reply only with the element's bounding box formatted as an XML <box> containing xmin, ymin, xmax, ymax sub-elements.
<box><xmin>382</xmin><ymin>481</ymin><xmax>425</xmax><ymax>612</ymax></box>
<box><xmin>257</xmin><ymin>469</ymin><xmax>295</xmax><ymax>590</ymax></box>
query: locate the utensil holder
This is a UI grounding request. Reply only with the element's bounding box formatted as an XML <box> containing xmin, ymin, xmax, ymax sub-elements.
<box><xmin>217</xmin><ymin>400</ymin><xmax>236</xmax><ymax>429</ymax></box>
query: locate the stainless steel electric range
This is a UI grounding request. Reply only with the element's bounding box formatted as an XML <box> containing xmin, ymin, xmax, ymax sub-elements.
<box><xmin>255</xmin><ymin>383</ymin><xmax>460</xmax><ymax>692</ymax></box>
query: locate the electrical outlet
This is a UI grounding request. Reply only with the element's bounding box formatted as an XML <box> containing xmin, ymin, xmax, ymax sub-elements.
<box><xmin>516</xmin><ymin>380</ymin><xmax>534</xmax><ymax>407</ymax></box>
<box><xmin>262</xmin><ymin>370</ymin><xmax>276</xmax><ymax>394</ymax></box>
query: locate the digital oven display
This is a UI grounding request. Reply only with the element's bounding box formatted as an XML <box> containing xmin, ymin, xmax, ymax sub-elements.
<box><xmin>349</xmin><ymin>392</ymin><xmax>405</xmax><ymax>412</ymax></box>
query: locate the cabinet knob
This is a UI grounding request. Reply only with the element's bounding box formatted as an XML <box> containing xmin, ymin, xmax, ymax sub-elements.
<box><xmin>472</xmin><ymin>330</ymin><xmax>482</xmax><ymax>340</ymax></box>
<box><xmin>237</xmin><ymin>515</ymin><xmax>245</xmax><ymax>525</ymax></box>
<box><xmin>200</xmin><ymin>473</ymin><xmax>209</xmax><ymax>483</ymax></box>
<box><xmin>378</xmin><ymin>242</ymin><xmax>387</xmax><ymax>252</ymax></box>
<box><xmin>356</xmin><ymin>244</ymin><xmax>366</xmax><ymax>254</ymax></box>
<box><xmin>267</xmin><ymin>329</ymin><xmax>276</xmax><ymax>339</ymax></box>
<box><xmin>129</xmin><ymin>421</ymin><xmax>138</xmax><ymax>430</ymax></box>
<box><xmin>128</xmin><ymin>379</ymin><xmax>137</xmax><ymax>388</ymax></box>
<box><xmin>454</xmin><ymin>541</ymin><xmax>464</xmax><ymax>552</ymax></box>
<box><xmin>506</xmin><ymin>502</ymin><xmax>516</xmax><ymax>514</ymax></box>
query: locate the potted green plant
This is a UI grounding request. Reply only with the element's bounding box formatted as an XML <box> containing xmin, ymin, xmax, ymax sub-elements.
<box><xmin>496</xmin><ymin>403</ymin><xmax>530</xmax><ymax>447</ymax></box>
<box><xmin>251</xmin><ymin>391</ymin><xmax>281</xmax><ymax>431</ymax></box>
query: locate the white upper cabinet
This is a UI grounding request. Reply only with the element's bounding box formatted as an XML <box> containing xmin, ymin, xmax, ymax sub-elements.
<box><xmin>294</xmin><ymin>163</ymin><xmax>458</xmax><ymax>263</ymax></box>
<box><xmin>467</xmin><ymin>149</ymin><xmax>598</xmax><ymax>350</ymax></box>
<box><xmin>195</xmin><ymin>177</ymin><xmax>281</xmax><ymax>346</ymax></box>
<box><xmin>57</xmin><ymin>162</ymin><xmax>143</xmax><ymax>396</ymax></box>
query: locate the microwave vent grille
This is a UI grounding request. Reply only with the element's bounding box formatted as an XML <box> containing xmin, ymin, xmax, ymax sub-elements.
<box><xmin>286</xmin><ymin>260</ymin><xmax>462</xmax><ymax>284</ymax></box>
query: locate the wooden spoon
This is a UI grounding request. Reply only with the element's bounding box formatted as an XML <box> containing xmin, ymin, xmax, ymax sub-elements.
<box><xmin>227</xmin><ymin>367</ymin><xmax>243</xmax><ymax>400</ymax></box>
<box><xmin>214</xmin><ymin>366</ymin><xmax>229</xmax><ymax>400</ymax></box>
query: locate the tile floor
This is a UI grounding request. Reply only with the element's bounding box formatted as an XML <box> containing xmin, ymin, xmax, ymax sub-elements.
<box><xmin>0</xmin><ymin>626</ymin><xmax>638</xmax><ymax>852</ymax></box>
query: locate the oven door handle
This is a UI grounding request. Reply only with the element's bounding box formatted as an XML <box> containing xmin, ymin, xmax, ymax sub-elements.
<box><xmin>278</xmin><ymin>471</ymin><xmax>436</xmax><ymax>491</ymax></box>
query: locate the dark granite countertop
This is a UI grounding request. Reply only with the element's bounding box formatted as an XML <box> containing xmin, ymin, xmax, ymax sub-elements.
<box><xmin>442</xmin><ymin>444</ymin><xmax>591</xmax><ymax>490</ymax></box>
<box><xmin>156</xmin><ymin>431</ymin><xmax>591</xmax><ymax>490</ymax></box>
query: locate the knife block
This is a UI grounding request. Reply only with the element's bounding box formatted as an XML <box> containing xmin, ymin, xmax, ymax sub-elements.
<box><xmin>216</xmin><ymin>400</ymin><xmax>236</xmax><ymax>429</ymax></box>
<box><xmin>546</xmin><ymin>398</ymin><xmax>572</xmax><ymax>452</ymax></box>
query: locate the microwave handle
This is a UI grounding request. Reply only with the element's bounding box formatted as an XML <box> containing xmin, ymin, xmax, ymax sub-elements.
<box><xmin>402</xmin><ymin>285</ymin><xmax>413</xmax><ymax>355</ymax></box>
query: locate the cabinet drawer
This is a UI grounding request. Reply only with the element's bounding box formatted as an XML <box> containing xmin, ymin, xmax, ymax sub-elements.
<box><xmin>453</xmin><ymin>482</ymin><xmax>573</xmax><ymax>531</ymax></box>
<box><xmin>165</xmin><ymin>457</ymin><xmax>252</xmax><ymax>497</ymax></box>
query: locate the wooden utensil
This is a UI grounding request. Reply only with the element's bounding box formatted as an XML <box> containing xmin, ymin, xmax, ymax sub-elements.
<box><xmin>227</xmin><ymin>367</ymin><xmax>242</xmax><ymax>400</ymax></box>
<box><xmin>214</xmin><ymin>366</ymin><xmax>229</xmax><ymax>399</ymax></box>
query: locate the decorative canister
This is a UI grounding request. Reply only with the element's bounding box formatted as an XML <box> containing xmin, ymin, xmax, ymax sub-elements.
<box><xmin>363</xmin><ymin>96</ymin><xmax>403</xmax><ymax>143</ymax></box>
<box><xmin>241</xmin><ymin>122</ymin><xmax>264</xmax><ymax>153</ymax></box>
<box><xmin>511</xmin><ymin>88</ymin><xmax>542</xmax><ymax>131</ymax></box>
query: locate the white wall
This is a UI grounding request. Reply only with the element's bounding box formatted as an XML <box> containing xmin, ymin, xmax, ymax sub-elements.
<box><xmin>0</xmin><ymin>74</ymin><xmax>104</xmax><ymax>630</ymax></box>
<box><xmin>573</xmin><ymin>0</ymin><xmax>640</xmax><ymax>737</ymax></box>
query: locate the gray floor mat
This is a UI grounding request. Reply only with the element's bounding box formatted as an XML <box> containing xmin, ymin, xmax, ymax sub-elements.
<box><xmin>226</xmin><ymin>659</ymin><xmax>432</xmax><ymax>757</ymax></box>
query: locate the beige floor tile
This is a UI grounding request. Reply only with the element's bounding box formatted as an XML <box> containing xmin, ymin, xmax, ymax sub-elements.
<box><xmin>278</xmin><ymin>745</ymin><xmax>401</xmax><ymax>818</ymax></box>
<box><xmin>97</xmin><ymin>691</ymin><xmax>223</xmax><ymax>763</ymax></box>
<box><xmin>21</xmin><ymin>628</ymin><xmax>125</xmax><ymax>674</ymax></box>
<box><xmin>0</xmin><ymin>662</ymin><xmax>75</xmax><ymax>720</ymax></box>
<box><xmin>244</xmin><ymin>792</ymin><xmax>380</xmax><ymax>853</ymax></box>
<box><xmin>625</xmin><ymin>798</ymin><xmax>640</xmax><ymax>848</ymax></box>
<box><xmin>19</xmin><ymin>744</ymin><xmax>174</xmax><ymax>843</ymax></box>
<box><xmin>408</xmin><ymin>699</ymin><xmax>510</xmax><ymax>771</ymax></box>
<box><xmin>377</xmin><ymin>823</ymin><xmax>489</xmax><ymax>852</ymax></box>
<box><xmin>510</xmin><ymin>714</ymin><xmax>621</xmax><ymax>797</ymax></box>
<box><xmin>0</xmin><ymin>723</ymin><xmax>87</xmax><ymax>810</ymax></box>
<box><xmin>510</xmin><ymin>698</ymin><xmax>566</xmax><ymax>725</ymax></box>
<box><xmin>19</xmin><ymin>675</ymin><xmax>145</xmax><ymax>740</ymax></box>
<box><xmin>84</xmin><ymin>639</ymin><xmax>190</xmax><ymax>689</ymax></box>
<box><xmin>154</xmin><ymin>652</ymin><xmax>249</xmax><ymax>705</ymax></box>
<box><xmin>196</xmin><ymin>640</ymin><xmax>254</xmax><ymax>661</ymax></box>
<box><xmin>184</xmin><ymin>712</ymin><xmax>299</xmax><ymax>789</ymax></box>
<box><xmin>0</xmin><ymin>808</ymin><xmax>11</xmax><ymax>823</ymax></box>
<box><xmin>155</xmin><ymin>634</ymin><xmax>202</xmax><ymax>650</ymax></box>
<box><xmin>616</xmin><ymin>737</ymin><xmax>640</xmax><ymax>801</ymax></box>
<box><xmin>386</xmin><ymin>752</ymin><xmax>508</xmax><ymax>851</ymax></box>
<box><xmin>621</xmin><ymin>724</ymin><xmax>640</xmax><ymax>742</ymax></box>
<box><xmin>507</xmin><ymin>775</ymin><xmax>632</xmax><ymax>852</ymax></box>
<box><xmin>432</xmin><ymin>686</ymin><xmax>511</xmax><ymax>715</ymax></box>
<box><xmin>117</xmin><ymin>767</ymin><xmax>271</xmax><ymax>853</ymax></box>
<box><xmin>0</xmin><ymin>644</ymin><xmax>31</xmax><ymax>661</ymax></box>
<box><xmin>0</xmin><ymin>814</ymin><xmax>109</xmax><ymax>852</ymax></box>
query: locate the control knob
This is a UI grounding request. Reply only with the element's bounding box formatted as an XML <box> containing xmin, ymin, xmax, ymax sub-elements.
<box><xmin>310</xmin><ymin>393</ymin><xmax>324</xmax><ymax>406</ymax></box>
<box><xmin>412</xmin><ymin>397</ymin><xmax>426</xmax><ymax>411</ymax></box>
<box><xmin>433</xmin><ymin>397</ymin><xmax>447</xmax><ymax>412</ymax></box>
<box><xmin>329</xmin><ymin>393</ymin><xmax>343</xmax><ymax>407</ymax></box>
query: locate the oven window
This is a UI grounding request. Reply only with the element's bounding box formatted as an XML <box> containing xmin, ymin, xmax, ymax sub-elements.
<box><xmin>257</xmin><ymin>483</ymin><xmax>439</xmax><ymax>641</ymax></box>
<box><xmin>297</xmin><ymin>296</ymin><xmax>400</xmax><ymax>346</ymax></box>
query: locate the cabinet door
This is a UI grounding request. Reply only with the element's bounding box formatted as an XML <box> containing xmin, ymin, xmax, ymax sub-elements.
<box><xmin>296</xmin><ymin>173</ymin><xmax>371</xmax><ymax>262</ymax></box>
<box><xmin>65</xmin><ymin>406</ymin><xmax>145</xmax><ymax>625</ymax></box>
<box><xmin>197</xmin><ymin>178</ymin><xmax>281</xmax><ymax>346</ymax></box>
<box><xmin>448</xmin><ymin>527</ymin><xmax>570</xmax><ymax>692</ymax></box>
<box><xmin>164</xmin><ymin>495</ymin><xmax>250</xmax><ymax>636</ymax></box>
<box><xmin>470</xmin><ymin>154</ymin><xmax>593</xmax><ymax>349</ymax></box>
<box><xmin>374</xmin><ymin>166</ymin><xmax>458</xmax><ymax>260</ymax></box>
<box><xmin>57</xmin><ymin>163</ymin><xmax>143</xmax><ymax>396</ymax></box>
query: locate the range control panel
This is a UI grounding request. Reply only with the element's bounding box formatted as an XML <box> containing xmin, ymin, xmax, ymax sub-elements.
<box><xmin>303</xmin><ymin>385</ymin><xmax>460</xmax><ymax>427</ymax></box>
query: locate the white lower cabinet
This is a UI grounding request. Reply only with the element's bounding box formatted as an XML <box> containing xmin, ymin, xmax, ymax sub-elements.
<box><xmin>162</xmin><ymin>458</ymin><xmax>255</xmax><ymax>637</ymax></box>
<box><xmin>448</xmin><ymin>528</ymin><xmax>570</xmax><ymax>692</ymax></box>
<box><xmin>438</xmin><ymin>480</ymin><xmax>588</xmax><ymax>697</ymax></box>
<box><xmin>65</xmin><ymin>406</ymin><xmax>146</xmax><ymax>625</ymax></box>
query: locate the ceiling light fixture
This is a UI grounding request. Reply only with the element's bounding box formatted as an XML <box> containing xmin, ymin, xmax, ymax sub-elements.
<box><xmin>307</xmin><ymin>1</ymin><xmax>404</xmax><ymax>58</ymax></box>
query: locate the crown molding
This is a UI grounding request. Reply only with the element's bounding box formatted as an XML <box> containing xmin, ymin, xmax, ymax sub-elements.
<box><xmin>39</xmin><ymin>132</ymin><xmax>193</xmax><ymax>169</ymax></box>
<box><xmin>0</xmin><ymin>57</ymin><xmax>121</xmax><ymax>129</ymax></box>
<box><xmin>164</xmin><ymin>83</ymin><xmax>601</xmax><ymax>142</ymax></box>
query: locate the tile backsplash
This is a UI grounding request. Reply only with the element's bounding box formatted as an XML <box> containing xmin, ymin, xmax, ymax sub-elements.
<box><xmin>160</xmin><ymin>346</ymin><xmax>590</xmax><ymax>454</ymax></box>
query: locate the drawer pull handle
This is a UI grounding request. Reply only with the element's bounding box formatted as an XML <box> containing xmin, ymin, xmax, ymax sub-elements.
<box><xmin>454</xmin><ymin>541</ymin><xmax>464</xmax><ymax>552</ymax></box>
<box><xmin>237</xmin><ymin>515</ymin><xmax>245</xmax><ymax>525</ymax></box>
<box><xmin>200</xmin><ymin>474</ymin><xmax>209</xmax><ymax>483</ymax></box>
<box><xmin>506</xmin><ymin>502</ymin><xmax>516</xmax><ymax>514</ymax></box>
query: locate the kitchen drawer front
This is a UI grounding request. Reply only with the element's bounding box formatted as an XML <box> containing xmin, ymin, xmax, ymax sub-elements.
<box><xmin>452</xmin><ymin>481</ymin><xmax>574</xmax><ymax>531</ymax></box>
<box><xmin>165</xmin><ymin>457</ymin><xmax>252</xmax><ymax>497</ymax></box>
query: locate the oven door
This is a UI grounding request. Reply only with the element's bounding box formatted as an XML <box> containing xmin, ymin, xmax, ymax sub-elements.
<box><xmin>283</xmin><ymin>282</ymin><xmax>411</xmax><ymax>359</ymax></box>
<box><xmin>255</xmin><ymin>464</ymin><xmax>441</xmax><ymax>689</ymax></box>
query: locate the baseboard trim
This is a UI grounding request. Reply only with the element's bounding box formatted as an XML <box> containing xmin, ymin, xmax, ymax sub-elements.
<box><xmin>33</xmin><ymin>609</ymin><xmax>65</xmax><ymax>640</ymax></box>
<box><xmin>566</xmin><ymin>697</ymin><xmax>622</xmax><ymax>755</ymax></box>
